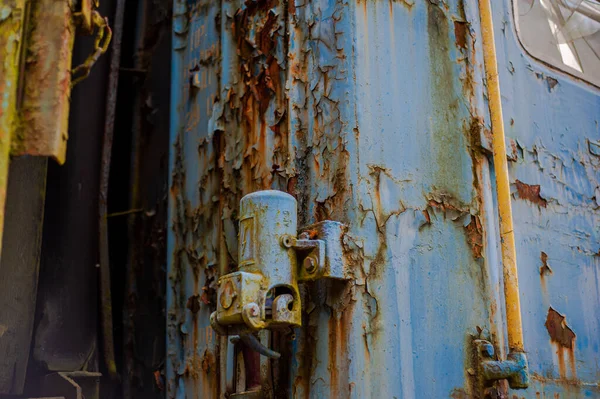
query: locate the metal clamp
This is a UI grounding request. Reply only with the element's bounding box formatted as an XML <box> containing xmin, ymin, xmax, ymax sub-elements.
<box><xmin>473</xmin><ymin>339</ymin><xmax>529</xmax><ymax>392</ymax></box>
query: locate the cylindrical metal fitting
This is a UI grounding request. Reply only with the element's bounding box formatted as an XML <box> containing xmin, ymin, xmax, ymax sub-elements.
<box><xmin>238</xmin><ymin>190</ymin><xmax>298</xmax><ymax>288</ymax></box>
<box><xmin>238</xmin><ymin>190</ymin><xmax>301</xmax><ymax>327</ymax></box>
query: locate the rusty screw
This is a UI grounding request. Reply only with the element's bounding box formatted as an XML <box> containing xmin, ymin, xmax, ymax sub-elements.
<box><xmin>247</xmin><ymin>303</ymin><xmax>260</xmax><ymax>317</ymax></box>
<box><xmin>303</xmin><ymin>256</ymin><xmax>317</xmax><ymax>274</ymax></box>
<box><xmin>298</xmin><ymin>232</ymin><xmax>310</xmax><ymax>240</ymax></box>
<box><xmin>476</xmin><ymin>340</ymin><xmax>495</xmax><ymax>358</ymax></box>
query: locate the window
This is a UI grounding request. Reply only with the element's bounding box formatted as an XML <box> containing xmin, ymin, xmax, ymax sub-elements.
<box><xmin>514</xmin><ymin>0</ymin><xmax>600</xmax><ymax>87</ymax></box>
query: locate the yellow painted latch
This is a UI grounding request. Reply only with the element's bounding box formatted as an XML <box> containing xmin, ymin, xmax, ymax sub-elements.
<box><xmin>11</xmin><ymin>0</ymin><xmax>111</xmax><ymax>164</ymax></box>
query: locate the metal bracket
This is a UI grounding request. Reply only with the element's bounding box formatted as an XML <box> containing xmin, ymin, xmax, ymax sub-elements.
<box><xmin>295</xmin><ymin>221</ymin><xmax>350</xmax><ymax>281</ymax></box>
<box><xmin>39</xmin><ymin>371</ymin><xmax>102</xmax><ymax>399</ymax></box>
<box><xmin>473</xmin><ymin>340</ymin><xmax>529</xmax><ymax>392</ymax></box>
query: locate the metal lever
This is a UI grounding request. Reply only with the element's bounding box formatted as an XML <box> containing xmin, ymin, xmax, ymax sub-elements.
<box><xmin>231</xmin><ymin>334</ymin><xmax>281</xmax><ymax>359</ymax></box>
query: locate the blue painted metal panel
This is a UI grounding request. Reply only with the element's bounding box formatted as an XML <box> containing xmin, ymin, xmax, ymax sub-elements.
<box><xmin>167</xmin><ymin>0</ymin><xmax>600</xmax><ymax>398</ymax></box>
<box><xmin>168</xmin><ymin>0</ymin><xmax>221</xmax><ymax>397</ymax></box>
<box><xmin>493</xmin><ymin>1</ymin><xmax>600</xmax><ymax>397</ymax></box>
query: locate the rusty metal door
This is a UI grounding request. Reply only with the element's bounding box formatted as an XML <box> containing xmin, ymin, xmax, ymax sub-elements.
<box><xmin>167</xmin><ymin>0</ymin><xmax>600</xmax><ymax>398</ymax></box>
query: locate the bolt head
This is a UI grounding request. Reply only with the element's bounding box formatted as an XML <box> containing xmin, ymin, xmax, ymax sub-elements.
<box><xmin>481</xmin><ymin>343</ymin><xmax>495</xmax><ymax>358</ymax></box>
<box><xmin>303</xmin><ymin>256</ymin><xmax>317</xmax><ymax>273</ymax></box>
<box><xmin>247</xmin><ymin>303</ymin><xmax>260</xmax><ymax>317</ymax></box>
<box><xmin>299</xmin><ymin>232</ymin><xmax>310</xmax><ymax>240</ymax></box>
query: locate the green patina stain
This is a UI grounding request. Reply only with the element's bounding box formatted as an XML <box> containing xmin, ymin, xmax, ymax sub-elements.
<box><xmin>426</xmin><ymin>2</ymin><xmax>473</xmax><ymax>205</ymax></box>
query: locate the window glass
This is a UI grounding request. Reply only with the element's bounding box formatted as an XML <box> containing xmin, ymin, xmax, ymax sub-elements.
<box><xmin>514</xmin><ymin>0</ymin><xmax>600</xmax><ymax>87</ymax></box>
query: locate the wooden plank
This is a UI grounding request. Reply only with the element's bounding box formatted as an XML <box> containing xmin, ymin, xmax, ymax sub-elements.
<box><xmin>0</xmin><ymin>157</ymin><xmax>48</xmax><ymax>394</ymax></box>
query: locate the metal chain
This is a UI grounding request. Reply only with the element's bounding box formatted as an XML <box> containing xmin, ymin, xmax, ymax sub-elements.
<box><xmin>71</xmin><ymin>10</ymin><xmax>112</xmax><ymax>87</ymax></box>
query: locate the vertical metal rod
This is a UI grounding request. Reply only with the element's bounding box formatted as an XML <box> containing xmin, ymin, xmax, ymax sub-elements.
<box><xmin>478</xmin><ymin>0</ymin><xmax>525</xmax><ymax>353</ymax></box>
<box><xmin>99</xmin><ymin>0</ymin><xmax>127</xmax><ymax>378</ymax></box>
<box><xmin>123</xmin><ymin>0</ymin><xmax>147</xmax><ymax>394</ymax></box>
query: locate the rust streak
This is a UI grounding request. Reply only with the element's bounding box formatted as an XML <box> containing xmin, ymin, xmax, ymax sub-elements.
<box><xmin>508</xmin><ymin>139</ymin><xmax>522</xmax><ymax>162</ymax></box>
<box><xmin>539</xmin><ymin>251</ymin><xmax>552</xmax><ymax>300</ymax></box>
<box><xmin>540</xmin><ymin>251</ymin><xmax>553</xmax><ymax>277</ymax></box>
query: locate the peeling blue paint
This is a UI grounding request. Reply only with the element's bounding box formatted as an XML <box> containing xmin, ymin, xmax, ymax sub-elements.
<box><xmin>168</xmin><ymin>0</ymin><xmax>600</xmax><ymax>397</ymax></box>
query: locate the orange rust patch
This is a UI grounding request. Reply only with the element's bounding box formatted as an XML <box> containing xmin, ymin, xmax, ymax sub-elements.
<box><xmin>427</xmin><ymin>198</ymin><xmax>461</xmax><ymax>213</ymax></box>
<box><xmin>508</xmin><ymin>139</ymin><xmax>520</xmax><ymax>162</ymax></box>
<box><xmin>153</xmin><ymin>370</ymin><xmax>165</xmax><ymax>391</ymax></box>
<box><xmin>422</xmin><ymin>209</ymin><xmax>431</xmax><ymax>224</ymax></box>
<box><xmin>546</xmin><ymin>308</ymin><xmax>575</xmax><ymax>349</ymax></box>
<box><xmin>306</xmin><ymin>229</ymin><xmax>319</xmax><ymax>239</ymax></box>
<box><xmin>201</xmin><ymin>348</ymin><xmax>216</xmax><ymax>373</ymax></box>
<box><xmin>186</xmin><ymin>294</ymin><xmax>201</xmax><ymax>313</ymax></box>
<box><xmin>15</xmin><ymin>0</ymin><xmax>75</xmax><ymax>164</ymax></box>
<box><xmin>464</xmin><ymin>216</ymin><xmax>483</xmax><ymax>259</ymax></box>
<box><xmin>546</xmin><ymin>307</ymin><xmax>577</xmax><ymax>379</ymax></box>
<box><xmin>540</xmin><ymin>251</ymin><xmax>552</xmax><ymax>277</ymax></box>
<box><xmin>515</xmin><ymin>180</ymin><xmax>547</xmax><ymax>208</ymax></box>
<box><xmin>200</xmin><ymin>286</ymin><xmax>211</xmax><ymax>305</ymax></box>
<box><xmin>453</xmin><ymin>21</ymin><xmax>468</xmax><ymax>49</ymax></box>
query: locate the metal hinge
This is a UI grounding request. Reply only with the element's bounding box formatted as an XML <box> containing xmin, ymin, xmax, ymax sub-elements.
<box><xmin>210</xmin><ymin>190</ymin><xmax>351</xmax><ymax>342</ymax></box>
<box><xmin>473</xmin><ymin>339</ymin><xmax>529</xmax><ymax>393</ymax></box>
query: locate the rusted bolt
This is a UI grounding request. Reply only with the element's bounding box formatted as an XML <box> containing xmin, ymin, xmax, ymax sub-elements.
<box><xmin>298</xmin><ymin>232</ymin><xmax>309</xmax><ymax>240</ymax></box>
<box><xmin>248</xmin><ymin>304</ymin><xmax>259</xmax><ymax>317</ymax></box>
<box><xmin>219</xmin><ymin>280</ymin><xmax>237</xmax><ymax>309</ymax></box>
<box><xmin>303</xmin><ymin>256</ymin><xmax>317</xmax><ymax>274</ymax></box>
<box><xmin>241</xmin><ymin>302</ymin><xmax>265</xmax><ymax>330</ymax></box>
<box><xmin>479</xmin><ymin>342</ymin><xmax>495</xmax><ymax>358</ymax></box>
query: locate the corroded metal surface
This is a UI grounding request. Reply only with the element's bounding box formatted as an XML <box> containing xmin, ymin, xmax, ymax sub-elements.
<box><xmin>168</xmin><ymin>0</ymin><xmax>600</xmax><ymax>398</ymax></box>
<box><xmin>12</xmin><ymin>0</ymin><xmax>75</xmax><ymax>164</ymax></box>
<box><xmin>169</xmin><ymin>0</ymin><xmax>498</xmax><ymax>397</ymax></box>
<box><xmin>12</xmin><ymin>0</ymin><xmax>112</xmax><ymax>164</ymax></box>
